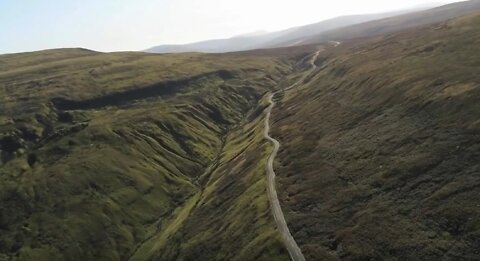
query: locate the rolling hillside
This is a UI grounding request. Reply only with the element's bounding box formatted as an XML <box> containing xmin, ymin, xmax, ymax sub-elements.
<box><xmin>0</xmin><ymin>46</ymin><xmax>320</xmax><ymax>260</ymax></box>
<box><xmin>1</xmin><ymin>4</ymin><xmax>480</xmax><ymax>261</ymax></box>
<box><xmin>271</xmin><ymin>11</ymin><xmax>480</xmax><ymax>260</ymax></box>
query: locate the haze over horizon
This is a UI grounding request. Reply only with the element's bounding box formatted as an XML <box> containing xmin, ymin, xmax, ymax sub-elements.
<box><xmin>0</xmin><ymin>0</ymin><xmax>462</xmax><ymax>54</ymax></box>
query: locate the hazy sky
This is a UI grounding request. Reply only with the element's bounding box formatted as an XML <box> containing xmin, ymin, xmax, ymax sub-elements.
<box><xmin>0</xmin><ymin>0</ymin><xmax>462</xmax><ymax>54</ymax></box>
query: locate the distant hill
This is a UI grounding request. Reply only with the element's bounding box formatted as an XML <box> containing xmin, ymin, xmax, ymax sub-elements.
<box><xmin>146</xmin><ymin>1</ymin><xmax>480</xmax><ymax>54</ymax></box>
<box><xmin>296</xmin><ymin>0</ymin><xmax>480</xmax><ymax>45</ymax></box>
<box><xmin>145</xmin><ymin>8</ymin><xmax>432</xmax><ymax>53</ymax></box>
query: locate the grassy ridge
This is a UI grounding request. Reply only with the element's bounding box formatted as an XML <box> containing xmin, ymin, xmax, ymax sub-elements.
<box><xmin>271</xmin><ymin>12</ymin><xmax>480</xmax><ymax>260</ymax></box>
<box><xmin>0</xmin><ymin>46</ymin><xmax>317</xmax><ymax>260</ymax></box>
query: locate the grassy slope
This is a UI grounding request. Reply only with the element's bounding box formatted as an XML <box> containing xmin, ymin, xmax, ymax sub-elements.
<box><xmin>130</xmin><ymin>96</ymin><xmax>289</xmax><ymax>261</ymax></box>
<box><xmin>0</xmin><ymin>47</ymin><xmax>315</xmax><ymax>260</ymax></box>
<box><xmin>271</xmin><ymin>12</ymin><xmax>480</xmax><ymax>260</ymax></box>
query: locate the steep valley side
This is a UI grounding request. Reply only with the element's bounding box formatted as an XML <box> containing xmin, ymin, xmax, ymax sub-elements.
<box><xmin>271</xmin><ymin>12</ymin><xmax>480</xmax><ymax>260</ymax></box>
<box><xmin>0</xmin><ymin>47</ymin><xmax>319</xmax><ymax>260</ymax></box>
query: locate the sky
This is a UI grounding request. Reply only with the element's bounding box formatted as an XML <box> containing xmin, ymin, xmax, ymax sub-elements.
<box><xmin>0</xmin><ymin>0</ymin><xmax>462</xmax><ymax>54</ymax></box>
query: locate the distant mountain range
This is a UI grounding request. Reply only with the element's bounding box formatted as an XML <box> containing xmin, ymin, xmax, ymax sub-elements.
<box><xmin>145</xmin><ymin>9</ymin><xmax>419</xmax><ymax>53</ymax></box>
<box><xmin>146</xmin><ymin>1</ymin><xmax>480</xmax><ymax>54</ymax></box>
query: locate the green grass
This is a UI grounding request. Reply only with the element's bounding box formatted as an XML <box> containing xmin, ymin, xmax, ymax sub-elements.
<box><xmin>270</xmin><ymin>12</ymin><xmax>480</xmax><ymax>260</ymax></box>
<box><xmin>0</xmin><ymin>45</ymin><xmax>315</xmax><ymax>260</ymax></box>
<box><xmin>130</xmin><ymin>98</ymin><xmax>290</xmax><ymax>260</ymax></box>
<box><xmin>5</xmin><ymin>10</ymin><xmax>478</xmax><ymax>260</ymax></box>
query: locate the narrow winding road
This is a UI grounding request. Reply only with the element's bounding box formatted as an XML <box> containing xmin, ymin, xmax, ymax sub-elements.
<box><xmin>263</xmin><ymin>47</ymin><xmax>325</xmax><ymax>261</ymax></box>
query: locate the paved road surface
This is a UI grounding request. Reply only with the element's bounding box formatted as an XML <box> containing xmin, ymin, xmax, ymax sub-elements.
<box><xmin>263</xmin><ymin>49</ymin><xmax>322</xmax><ymax>261</ymax></box>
